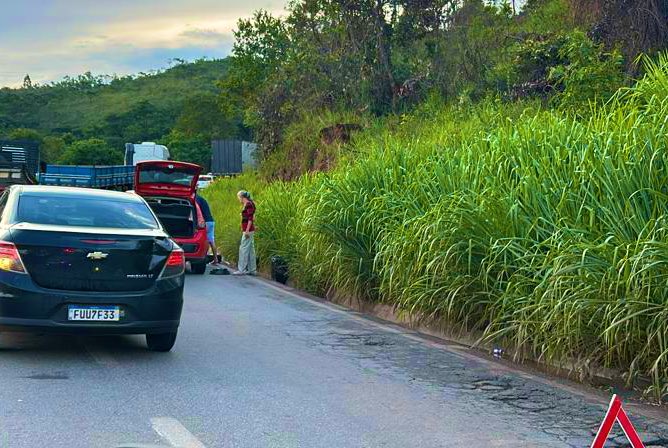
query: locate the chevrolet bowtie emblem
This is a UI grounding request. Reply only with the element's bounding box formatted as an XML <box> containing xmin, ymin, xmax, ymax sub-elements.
<box><xmin>87</xmin><ymin>251</ymin><xmax>109</xmax><ymax>260</ymax></box>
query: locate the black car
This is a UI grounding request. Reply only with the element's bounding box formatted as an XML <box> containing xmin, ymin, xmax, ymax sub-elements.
<box><xmin>0</xmin><ymin>185</ymin><xmax>185</xmax><ymax>351</ymax></box>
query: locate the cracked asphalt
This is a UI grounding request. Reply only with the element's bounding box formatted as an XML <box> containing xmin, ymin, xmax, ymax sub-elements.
<box><xmin>0</xmin><ymin>272</ymin><xmax>667</xmax><ymax>447</ymax></box>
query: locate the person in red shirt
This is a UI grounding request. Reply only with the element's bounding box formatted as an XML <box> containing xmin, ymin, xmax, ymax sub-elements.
<box><xmin>235</xmin><ymin>190</ymin><xmax>257</xmax><ymax>275</ymax></box>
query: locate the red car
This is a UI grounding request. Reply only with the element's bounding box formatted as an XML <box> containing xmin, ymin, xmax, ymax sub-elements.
<box><xmin>134</xmin><ymin>161</ymin><xmax>209</xmax><ymax>274</ymax></box>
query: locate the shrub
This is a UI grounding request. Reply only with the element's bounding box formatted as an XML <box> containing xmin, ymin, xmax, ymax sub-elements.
<box><xmin>495</xmin><ymin>31</ymin><xmax>625</xmax><ymax>108</ymax></box>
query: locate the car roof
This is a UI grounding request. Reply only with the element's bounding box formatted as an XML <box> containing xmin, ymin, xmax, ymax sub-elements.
<box><xmin>13</xmin><ymin>185</ymin><xmax>144</xmax><ymax>203</ymax></box>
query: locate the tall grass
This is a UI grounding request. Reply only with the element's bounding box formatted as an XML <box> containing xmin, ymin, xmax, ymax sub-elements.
<box><xmin>208</xmin><ymin>55</ymin><xmax>668</xmax><ymax>400</ymax></box>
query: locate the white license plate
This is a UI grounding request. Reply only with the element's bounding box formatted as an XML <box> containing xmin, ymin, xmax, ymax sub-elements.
<box><xmin>68</xmin><ymin>306</ymin><xmax>120</xmax><ymax>321</ymax></box>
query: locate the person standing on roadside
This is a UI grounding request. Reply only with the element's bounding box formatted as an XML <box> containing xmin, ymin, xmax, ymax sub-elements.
<box><xmin>235</xmin><ymin>190</ymin><xmax>256</xmax><ymax>275</ymax></box>
<box><xmin>195</xmin><ymin>189</ymin><xmax>221</xmax><ymax>265</ymax></box>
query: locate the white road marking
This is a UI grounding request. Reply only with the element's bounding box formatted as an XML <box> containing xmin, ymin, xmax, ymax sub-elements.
<box><xmin>151</xmin><ymin>417</ymin><xmax>207</xmax><ymax>448</ymax></box>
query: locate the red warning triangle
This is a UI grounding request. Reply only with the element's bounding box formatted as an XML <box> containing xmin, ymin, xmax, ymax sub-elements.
<box><xmin>590</xmin><ymin>394</ymin><xmax>646</xmax><ymax>448</ymax></box>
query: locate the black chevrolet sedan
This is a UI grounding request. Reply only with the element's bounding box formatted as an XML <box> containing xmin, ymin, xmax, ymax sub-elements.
<box><xmin>0</xmin><ymin>185</ymin><xmax>185</xmax><ymax>351</ymax></box>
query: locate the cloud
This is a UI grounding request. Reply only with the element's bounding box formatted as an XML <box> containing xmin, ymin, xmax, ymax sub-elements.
<box><xmin>0</xmin><ymin>18</ymin><xmax>235</xmax><ymax>87</ymax></box>
<box><xmin>69</xmin><ymin>16</ymin><xmax>237</xmax><ymax>50</ymax></box>
<box><xmin>0</xmin><ymin>1</ymin><xmax>286</xmax><ymax>87</ymax></box>
<box><xmin>180</xmin><ymin>28</ymin><xmax>229</xmax><ymax>41</ymax></box>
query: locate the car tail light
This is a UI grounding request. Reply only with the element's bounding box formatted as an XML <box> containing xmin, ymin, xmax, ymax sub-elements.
<box><xmin>160</xmin><ymin>248</ymin><xmax>185</xmax><ymax>278</ymax></box>
<box><xmin>197</xmin><ymin>214</ymin><xmax>206</xmax><ymax>230</ymax></box>
<box><xmin>0</xmin><ymin>242</ymin><xmax>27</xmax><ymax>274</ymax></box>
<box><xmin>194</xmin><ymin>203</ymin><xmax>206</xmax><ymax>230</ymax></box>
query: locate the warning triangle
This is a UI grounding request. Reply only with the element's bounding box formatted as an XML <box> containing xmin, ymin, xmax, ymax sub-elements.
<box><xmin>590</xmin><ymin>394</ymin><xmax>646</xmax><ymax>448</ymax></box>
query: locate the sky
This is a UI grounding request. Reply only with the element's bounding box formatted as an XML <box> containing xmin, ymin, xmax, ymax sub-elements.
<box><xmin>0</xmin><ymin>0</ymin><xmax>285</xmax><ymax>88</ymax></box>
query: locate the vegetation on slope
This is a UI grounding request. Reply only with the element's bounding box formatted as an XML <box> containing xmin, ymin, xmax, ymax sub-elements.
<box><xmin>205</xmin><ymin>55</ymin><xmax>668</xmax><ymax>400</ymax></box>
<box><xmin>219</xmin><ymin>0</ymin><xmax>666</xmax><ymax>179</ymax></box>
<box><xmin>205</xmin><ymin>0</ymin><xmax>668</xmax><ymax>400</ymax></box>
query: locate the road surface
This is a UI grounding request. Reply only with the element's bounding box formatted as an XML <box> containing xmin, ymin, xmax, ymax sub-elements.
<box><xmin>0</xmin><ymin>272</ymin><xmax>667</xmax><ymax>448</ymax></box>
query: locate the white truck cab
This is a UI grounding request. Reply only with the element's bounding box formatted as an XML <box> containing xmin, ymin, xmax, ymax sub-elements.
<box><xmin>124</xmin><ymin>142</ymin><xmax>170</xmax><ymax>166</ymax></box>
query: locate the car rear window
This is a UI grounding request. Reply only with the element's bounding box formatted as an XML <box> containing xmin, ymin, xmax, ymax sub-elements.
<box><xmin>17</xmin><ymin>195</ymin><xmax>159</xmax><ymax>229</ymax></box>
<box><xmin>138</xmin><ymin>166</ymin><xmax>196</xmax><ymax>187</ymax></box>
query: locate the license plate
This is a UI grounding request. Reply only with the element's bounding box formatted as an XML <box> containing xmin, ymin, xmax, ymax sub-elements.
<box><xmin>68</xmin><ymin>306</ymin><xmax>120</xmax><ymax>321</ymax></box>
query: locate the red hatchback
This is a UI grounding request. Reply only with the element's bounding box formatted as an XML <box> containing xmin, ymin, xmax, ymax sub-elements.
<box><xmin>134</xmin><ymin>161</ymin><xmax>209</xmax><ymax>274</ymax></box>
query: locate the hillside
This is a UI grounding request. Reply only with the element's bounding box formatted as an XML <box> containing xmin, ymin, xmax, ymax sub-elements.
<box><xmin>0</xmin><ymin>58</ymin><xmax>240</xmax><ymax>166</ymax></box>
<box><xmin>0</xmin><ymin>59</ymin><xmax>227</xmax><ymax>134</ymax></box>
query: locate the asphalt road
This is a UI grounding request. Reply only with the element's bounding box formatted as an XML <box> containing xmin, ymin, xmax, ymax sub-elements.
<box><xmin>1</xmin><ymin>272</ymin><xmax>667</xmax><ymax>448</ymax></box>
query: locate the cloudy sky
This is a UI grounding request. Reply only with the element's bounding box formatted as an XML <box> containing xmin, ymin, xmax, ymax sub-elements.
<box><xmin>0</xmin><ymin>0</ymin><xmax>285</xmax><ymax>87</ymax></box>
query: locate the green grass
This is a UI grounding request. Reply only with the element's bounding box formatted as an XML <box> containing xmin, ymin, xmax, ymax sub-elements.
<box><xmin>208</xmin><ymin>54</ymin><xmax>668</xmax><ymax>401</ymax></box>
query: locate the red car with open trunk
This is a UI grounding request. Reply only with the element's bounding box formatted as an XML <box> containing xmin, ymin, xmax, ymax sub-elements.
<box><xmin>134</xmin><ymin>161</ymin><xmax>209</xmax><ymax>274</ymax></box>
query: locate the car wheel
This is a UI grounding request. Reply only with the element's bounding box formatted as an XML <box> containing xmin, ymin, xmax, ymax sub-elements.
<box><xmin>146</xmin><ymin>331</ymin><xmax>177</xmax><ymax>352</ymax></box>
<box><xmin>191</xmin><ymin>262</ymin><xmax>207</xmax><ymax>275</ymax></box>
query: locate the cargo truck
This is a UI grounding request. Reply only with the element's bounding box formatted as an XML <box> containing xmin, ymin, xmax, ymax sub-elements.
<box><xmin>0</xmin><ymin>140</ymin><xmax>41</xmax><ymax>191</ymax></box>
<box><xmin>0</xmin><ymin>164</ymin><xmax>37</xmax><ymax>192</ymax></box>
<box><xmin>210</xmin><ymin>140</ymin><xmax>257</xmax><ymax>176</ymax></box>
<box><xmin>0</xmin><ymin>140</ymin><xmax>40</xmax><ymax>175</ymax></box>
<box><xmin>39</xmin><ymin>165</ymin><xmax>135</xmax><ymax>190</ymax></box>
<box><xmin>124</xmin><ymin>142</ymin><xmax>170</xmax><ymax>166</ymax></box>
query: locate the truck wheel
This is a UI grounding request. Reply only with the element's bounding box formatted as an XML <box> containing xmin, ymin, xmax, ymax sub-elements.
<box><xmin>191</xmin><ymin>262</ymin><xmax>207</xmax><ymax>275</ymax></box>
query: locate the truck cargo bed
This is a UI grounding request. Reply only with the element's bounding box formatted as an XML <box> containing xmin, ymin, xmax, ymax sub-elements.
<box><xmin>39</xmin><ymin>165</ymin><xmax>135</xmax><ymax>189</ymax></box>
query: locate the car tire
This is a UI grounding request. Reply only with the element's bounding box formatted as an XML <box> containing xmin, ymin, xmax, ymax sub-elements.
<box><xmin>191</xmin><ymin>262</ymin><xmax>207</xmax><ymax>275</ymax></box>
<box><xmin>146</xmin><ymin>331</ymin><xmax>177</xmax><ymax>352</ymax></box>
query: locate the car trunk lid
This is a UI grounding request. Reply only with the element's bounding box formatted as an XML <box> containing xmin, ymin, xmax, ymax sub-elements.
<box><xmin>10</xmin><ymin>224</ymin><xmax>172</xmax><ymax>292</ymax></box>
<box><xmin>134</xmin><ymin>161</ymin><xmax>202</xmax><ymax>199</ymax></box>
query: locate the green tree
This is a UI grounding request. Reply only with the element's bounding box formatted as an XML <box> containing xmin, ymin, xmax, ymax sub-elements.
<box><xmin>547</xmin><ymin>31</ymin><xmax>625</xmax><ymax>109</ymax></box>
<box><xmin>58</xmin><ymin>138</ymin><xmax>123</xmax><ymax>165</ymax></box>
<box><xmin>163</xmin><ymin>130</ymin><xmax>210</xmax><ymax>169</ymax></box>
<box><xmin>41</xmin><ymin>136</ymin><xmax>67</xmax><ymax>163</ymax></box>
<box><xmin>218</xmin><ymin>10</ymin><xmax>290</xmax><ymax>130</ymax></box>
<box><xmin>105</xmin><ymin>100</ymin><xmax>173</xmax><ymax>143</ymax></box>
<box><xmin>7</xmin><ymin>128</ymin><xmax>42</xmax><ymax>142</ymax></box>
<box><xmin>174</xmin><ymin>94</ymin><xmax>238</xmax><ymax>139</ymax></box>
<box><xmin>22</xmin><ymin>74</ymin><xmax>33</xmax><ymax>89</ymax></box>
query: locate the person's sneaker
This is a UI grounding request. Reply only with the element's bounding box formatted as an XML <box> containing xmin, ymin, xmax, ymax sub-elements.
<box><xmin>232</xmin><ymin>271</ymin><xmax>246</xmax><ymax>276</ymax></box>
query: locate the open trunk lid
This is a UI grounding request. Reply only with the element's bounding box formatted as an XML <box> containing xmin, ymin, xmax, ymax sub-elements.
<box><xmin>134</xmin><ymin>161</ymin><xmax>202</xmax><ymax>199</ymax></box>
